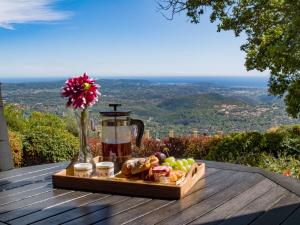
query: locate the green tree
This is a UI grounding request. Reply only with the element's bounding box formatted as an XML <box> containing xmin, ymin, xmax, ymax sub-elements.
<box><xmin>159</xmin><ymin>0</ymin><xmax>300</xmax><ymax>117</ymax></box>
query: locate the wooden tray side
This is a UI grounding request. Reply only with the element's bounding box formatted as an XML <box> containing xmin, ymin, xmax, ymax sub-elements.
<box><xmin>180</xmin><ymin>163</ymin><xmax>205</xmax><ymax>198</ymax></box>
<box><xmin>53</xmin><ymin>163</ymin><xmax>205</xmax><ymax>199</ymax></box>
<box><xmin>53</xmin><ymin>171</ymin><xmax>181</xmax><ymax>199</ymax></box>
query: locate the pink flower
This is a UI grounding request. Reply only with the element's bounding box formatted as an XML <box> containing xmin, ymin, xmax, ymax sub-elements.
<box><xmin>61</xmin><ymin>72</ymin><xmax>100</xmax><ymax>109</ymax></box>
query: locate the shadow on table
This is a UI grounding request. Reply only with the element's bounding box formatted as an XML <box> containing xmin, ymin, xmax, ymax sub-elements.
<box><xmin>0</xmin><ymin>200</ymin><xmax>298</xmax><ymax>225</ymax></box>
<box><xmin>185</xmin><ymin>202</ymin><xmax>300</xmax><ymax>225</ymax></box>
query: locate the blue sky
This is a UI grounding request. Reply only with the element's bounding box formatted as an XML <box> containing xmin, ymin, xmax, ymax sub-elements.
<box><xmin>0</xmin><ymin>0</ymin><xmax>267</xmax><ymax>78</ymax></box>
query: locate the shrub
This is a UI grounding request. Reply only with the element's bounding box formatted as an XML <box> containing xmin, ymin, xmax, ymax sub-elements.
<box><xmin>261</xmin><ymin>131</ymin><xmax>285</xmax><ymax>156</ymax></box>
<box><xmin>4</xmin><ymin>104</ymin><xmax>28</xmax><ymax>132</ymax></box>
<box><xmin>206</xmin><ymin>132</ymin><xmax>263</xmax><ymax>166</ymax></box>
<box><xmin>133</xmin><ymin>135</ymin><xmax>220</xmax><ymax>159</ymax></box>
<box><xmin>22</xmin><ymin>126</ymin><xmax>79</xmax><ymax>166</ymax></box>
<box><xmin>8</xmin><ymin>130</ymin><xmax>23</xmax><ymax>167</ymax></box>
<box><xmin>163</xmin><ymin>137</ymin><xmax>189</xmax><ymax>158</ymax></box>
<box><xmin>184</xmin><ymin>135</ymin><xmax>221</xmax><ymax>159</ymax></box>
<box><xmin>28</xmin><ymin>112</ymin><xmax>66</xmax><ymax>130</ymax></box>
<box><xmin>263</xmin><ymin>125</ymin><xmax>300</xmax><ymax>157</ymax></box>
<box><xmin>259</xmin><ymin>153</ymin><xmax>300</xmax><ymax>179</ymax></box>
<box><xmin>132</xmin><ymin>138</ymin><xmax>163</xmax><ymax>157</ymax></box>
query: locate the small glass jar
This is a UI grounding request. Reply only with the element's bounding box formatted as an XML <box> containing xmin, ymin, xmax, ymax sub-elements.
<box><xmin>96</xmin><ymin>162</ymin><xmax>114</xmax><ymax>178</ymax></box>
<box><xmin>74</xmin><ymin>163</ymin><xmax>93</xmax><ymax>178</ymax></box>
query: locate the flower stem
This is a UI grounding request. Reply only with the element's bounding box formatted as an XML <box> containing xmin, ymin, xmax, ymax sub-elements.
<box><xmin>81</xmin><ymin>108</ymin><xmax>88</xmax><ymax>162</ymax></box>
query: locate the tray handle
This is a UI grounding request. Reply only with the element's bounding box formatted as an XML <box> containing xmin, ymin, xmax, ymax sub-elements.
<box><xmin>184</xmin><ymin>163</ymin><xmax>200</xmax><ymax>181</ymax></box>
<box><xmin>191</xmin><ymin>166</ymin><xmax>198</xmax><ymax>178</ymax></box>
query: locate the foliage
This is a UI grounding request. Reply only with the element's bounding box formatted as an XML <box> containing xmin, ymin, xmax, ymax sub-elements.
<box><xmin>164</xmin><ymin>137</ymin><xmax>190</xmax><ymax>158</ymax></box>
<box><xmin>259</xmin><ymin>153</ymin><xmax>300</xmax><ymax>179</ymax></box>
<box><xmin>4</xmin><ymin>104</ymin><xmax>28</xmax><ymax>132</ymax></box>
<box><xmin>4</xmin><ymin>104</ymin><xmax>80</xmax><ymax>166</ymax></box>
<box><xmin>185</xmin><ymin>135</ymin><xmax>221</xmax><ymax>159</ymax></box>
<box><xmin>206</xmin><ymin>132</ymin><xmax>263</xmax><ymax>166</ymax></box>
<box><xmin>88</xmin><ymin>137</ymin><xmax>102</xmax><ymax>157</ymax></box>
<box><xmin>159</xmin><ymin>0</ymin><xmax>300</xmax><ymax>117</ymax></box>
<box><xmin>28</xmin><ymin>112</ymin><xmax>67</xmax><ymax>130</ymax></box>
<box><xmin>63</xmin><ymin>110</ymin><xmax>79</xmax><ymax>137</ymax></box>
<box><xmin>8</xmin><ymin>130</ymin><xmax>23</xmax><ymax>167</ymax></box>
<box><xmin>133</xmin><ymin>135</ymin><xmax>220</xmax><ymax>159</ymax></box>
<box><xmin>22</xmin><ymin>126</ymin><xmax>79</xmax><ymax>166</ymax></box>
<box><xmin>262</xmin><ymin>125</ymin><xmax>300</xmax><ymax>156</ymax></box>
<box><xmin>132</xmin><ymin>138</ymin><xmax>163</xmax><ymax>157</ymax></box>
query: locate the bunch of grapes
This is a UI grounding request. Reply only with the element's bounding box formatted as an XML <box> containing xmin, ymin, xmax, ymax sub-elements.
<box><xmin>162</xmin><ymin>157</ymin><xmax>195</xmax><ymax>173</ymax></box>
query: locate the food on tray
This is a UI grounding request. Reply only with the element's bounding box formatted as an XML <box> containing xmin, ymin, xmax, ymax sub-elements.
<box><xmin>121</xmin><ymin>155</ymin><xmax>159</xmax><ymax>176</ymax></box>
<box><xmin>152</xmin><ymin>166</ymin><xmax>171</xmax><ymax>182</ymax></box>
<box><xmin>118</xmin><ymin>155</ymin><xmax>196</xmax><ymax>184</ymax></box>
<box><xmin>162</xmin><ymin>157</ymin><xmax>196</xmax><ymax>173</ymax></box>
<box><xmin>169</xmin><ymin>170</ymin><xmax>186</xmax><ymax>183</ymax></box>
<box><xmin>165</xmin><ymin>156</ymin><xmax>176</xmax><ymax>164</ymax></box>
<box><xmin>154</xmin><ymin>152</ymin><xmax>166</xmax><ymax>164</ymax></box>
<box><xmin>187</xmin><ymin>158</ymin><xmax>195</xmax><ymax>164</ymax></box>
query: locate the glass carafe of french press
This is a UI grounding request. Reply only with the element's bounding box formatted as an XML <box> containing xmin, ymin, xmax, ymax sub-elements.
<box><xmin>100</xmin><ymin>104</ymin><xmax>144</xmax><ymax>170</ymax></box>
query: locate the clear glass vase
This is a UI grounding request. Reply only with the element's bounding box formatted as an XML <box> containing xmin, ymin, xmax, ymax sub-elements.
<box><xmin>75</xmin><ymin>109</ymin><xmax>93</xmax><ymax>163</ymax></box>
<box><xmin>66</xmin><ymin>109</ymin><xmax>95</xmax><ymax>176</ymax></box>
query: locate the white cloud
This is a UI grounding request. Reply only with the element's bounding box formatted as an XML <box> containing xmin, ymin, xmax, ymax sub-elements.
<box><xmin>0</xmin><ymin>0</ymin><xmax>71</xmax><ymax>29</ymax></box>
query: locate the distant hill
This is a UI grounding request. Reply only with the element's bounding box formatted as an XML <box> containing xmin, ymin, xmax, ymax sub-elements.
<box><xmin>2</xmin><ymin>78</ymin><xmax>300</xmax><ymax>136</ymax></box>
<box><xmin>158</xmin><ymin>93</ymin><xmax>247</xmax><ymax>111</ymax></box>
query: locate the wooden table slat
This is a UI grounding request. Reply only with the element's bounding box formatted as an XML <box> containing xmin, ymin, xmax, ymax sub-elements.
<box><xmin>64</xmin><ymin>197</ymin><xmax>156</xmax><ymax>225</ymax></box>
<box><xmin>94</xmin><ymin>199</ymin><xmax>173</xmax><ymax>225</ymax></box>
<box><xmin>30</xmin><ymin>195</ymin><xmax>129</xmax><ymax>225</ymax></box>
<box><xmin>189</xmin><ymin>178</ymin><xmax>276</xmax><ymax>225</ymax></box>
<box><xmin>157</xmin><ymin>172</ymin><xmax>263</xmax><ymax>225</ymax></box>
<box><xmin>281</xmin><ymin>205</ymin><xmax>300</xmax><ymax>225</ymax></box>
<box><xmin>0</xmin><ymin>165</ymin><xmax>66</xmax><ymax>192</ymax></box>
<box><xmin>0</xmin><ymin>183</ymin><xmax>53</xmax><ymax>207</ymax></box>
<box><xmin>0</xmin><ymin>189</ymin><xmax>70</xmax><ymax>215</ymax></box>
<box><xmin>7</xmin><ymin>193</ymin><xmax>108</xmax><ymax>225</ymax></box>
<box><xmin>217</xmin><ymin>185</ymin><xmax>289</xmax><ymax>225</ymax></box>
<box><xmin>8</xmin><ymin>193</ymin><xmax>108</xmax><ymax>225</ymax></box>
<box><xmin>250</xmin><ymin>192</ymin><xmax>300</xmax><ymax>225</ymax></box>
<box><xmin>2</xmin><ymin>191</ymin><xmax>94</xmax><ymax>223</ymax></box>
<box><xmin>127</xmin><ymin>170</ymin><xmax>251</xmax><ymax>225</ymax></box>
<box><xmin>0</xmin><ymin>162</ymin><xmax>68</xmax><ymax>180</ymax></box>
<box><xmin>0</xmin><ymin>182</ymin><xmax>51</xmax><ymax>199</ymax></box>
<box><xmin>0</xmin><ymin>161</ymin><xmax>298</xmax><ymax>225</ymax></box>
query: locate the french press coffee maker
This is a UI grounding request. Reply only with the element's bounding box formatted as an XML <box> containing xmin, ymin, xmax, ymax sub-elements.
<box><xmin>100</xmin><ymin>104</ymin><xmax>144</xmax><ymax>169</ymax></box>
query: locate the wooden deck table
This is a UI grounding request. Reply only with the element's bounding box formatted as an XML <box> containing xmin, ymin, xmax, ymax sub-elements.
<box><xmin>0</xmin><ymin>160</ymin><xmax>299</xmax><ymax>225</ymax></box>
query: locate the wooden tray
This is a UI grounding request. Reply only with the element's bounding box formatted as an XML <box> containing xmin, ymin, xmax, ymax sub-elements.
<box><xmin>52</xmin><ymin>159</ymin><xmax>205</xmax><ymax>199</ymax></box>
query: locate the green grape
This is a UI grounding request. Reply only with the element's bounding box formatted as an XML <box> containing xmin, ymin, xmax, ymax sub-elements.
<box><xmin>182</xmin><ymin>159</ymin><xmax>189</xmax><ymax>166</ymax></box>
<box><xmin>176</xmin><ymin>160</ymin><xmax>183</xmax><ymax>166</ymax></box>
<box><xmin>187</xmin><ymin>158</ymin><xmax>195</xmax><ymax>165</ymax></box>
<box><xmin>165</xmin><ymin>157</ymin><xmax>176</xmax><ymax>164</ymax></box>
<box><xmin>169</xmin><ymin>161</ymin><xmax>177</xmax><ymax>167</ymax></box>
<box><xmin>178</xmin><ymin>164</ymin><xmax>187</xmax><ymax>172</ymax></box>
<box><xmin>173</xmin><ymin>164</ymin><xmax>179</xmax><ymax>170</ymax></box>
<box><xmin>162</xmin><ymin>162</ymin><xmax>170</xmax><ymax>166</ymax></box>
<box><xmin>185</xmin><ymin>165</ymin><xmax>191</xmax><ymax>172</ymax></box>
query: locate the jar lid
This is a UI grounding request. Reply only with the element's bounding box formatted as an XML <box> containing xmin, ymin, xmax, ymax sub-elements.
<box><xmin>74</xmin><ymin>163</ymin><xmax>92</xmax><ymax>171</ymax></box>
<box><xmin>96</xmin><ymin>162</ymin><xmax>114</xmax><ymax>169</ymax></box>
